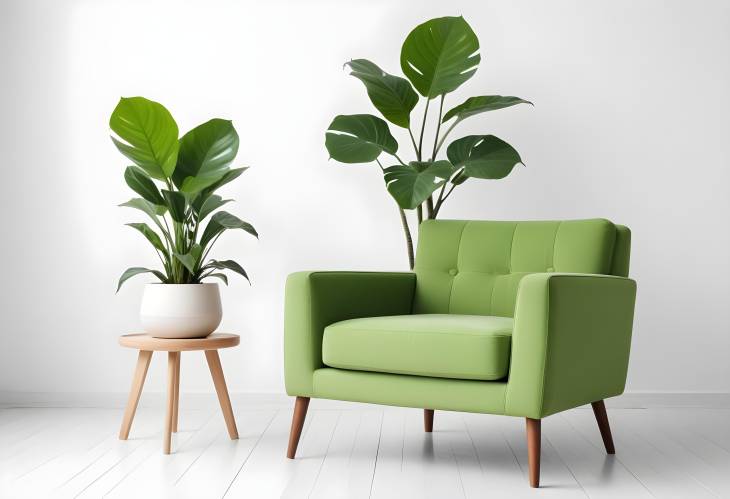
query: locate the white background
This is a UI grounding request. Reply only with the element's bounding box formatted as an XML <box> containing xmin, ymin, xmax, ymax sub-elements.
<box><xmin>1</xmin><ymin>0</ymin><xmax>728</xmax><ymax>398</ymax></box>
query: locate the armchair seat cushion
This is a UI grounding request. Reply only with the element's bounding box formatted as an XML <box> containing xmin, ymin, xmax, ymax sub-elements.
<box><xmin>322</xmin><ymin>314</ymin><xmax>513</xmax><ymax>381</ymax></box>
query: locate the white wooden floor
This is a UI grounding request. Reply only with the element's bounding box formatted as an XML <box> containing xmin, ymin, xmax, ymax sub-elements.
<box><xmin>1</xmin><ymin>401</ymin><xmax>729</xmax><ymax>498</ymax></box>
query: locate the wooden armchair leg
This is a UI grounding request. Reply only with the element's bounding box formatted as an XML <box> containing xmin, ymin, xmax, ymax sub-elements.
<box><xmin>591</xmin><ymin>400</ymin><xmax>616</xmax><ymax>454</ymax></box>
<box><xmin>286</xmin><ymin>396</ymin><xmax>310</xmax><ymax>459</ymax></box>
<box><xmin>526</xmin><ymin>418</ymin><xmax>541</xmax><ymax>488</ymax></box>
<box><xmin>424</xmin><ymin>409</ymin><xmax>434</xmax><ymax>432</ymax></box>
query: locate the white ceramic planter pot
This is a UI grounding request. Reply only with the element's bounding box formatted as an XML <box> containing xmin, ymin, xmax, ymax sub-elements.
<box><xmin>140</xmin><ymin>283</ymin><xmax>222</xmax><ymax>338</ymax></box>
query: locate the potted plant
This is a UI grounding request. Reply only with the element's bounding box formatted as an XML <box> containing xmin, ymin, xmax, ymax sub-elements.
<box><xmin>111</xmin><ymin>96</ymin><xmax>257</xmax><ymax>338</ymax></box>
<box><xmin>325</xmin><ymin>16</ymin><xmax>532</xmax><ymax>269</ymax></box>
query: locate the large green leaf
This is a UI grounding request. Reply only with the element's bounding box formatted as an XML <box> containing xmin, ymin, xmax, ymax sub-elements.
<box><xmin>346</xmin><ymin>59</ymin><xmax>419</xmax><ymax>128</ymax></box>
<box><xmin>124</xmin><ymin>166</ymin><xmax>165</xmax><ymax>206</ymax></box>
<box><xmin>116</xmin><ymin>267</ymin><xmax>166</xmax><ymax>292</ymax></box>
<box><xmin>400</xmin><ymin>16</ymin><xmax>480</xmax><ymax>98</ymax></box>
<box><xmin>447</xmin><ymin>135</ymin><xmax>523</xmax><ymax>179</ymax></box>
<box><xmin>161</xmin><ymin>189</ymin><xmax>187</xmax><ymax>223</ymax></box>
<box><xmin>384</xmin><ymin>160</ymin><xmax>454</xmax><ymax>209</ymax></box>
<box><xmin>203</xmin><ymin>259</ymin><xmax>250</xmax><ymax>283</ymax></box>
<box><xmin>200</xmin><ymin>211</ymin><xmax>258</xmax><ymax>249</ymax></box>
<box><xmin>195</xmin><ymin>194</ymin><xmax>232</xmax><ymax>221</ymax></box>
<box><xmin>325</xmin><ymin>114</ymin><xmax>398</xmax><ymax>164</ymax></box>
<box><xmin>173</xmin><ymin>119</ymin><xmax>239</xmax><ymax>193</ymax></box>
<box><xmin>450</xmin><ymin>170</ymin><xmax>468</xmax><ymax>185</ymax></box>
<box><xmin>119</xmin><ymin>198</ymin><xmax>167</xmax><ymax>218</ymax></box>
<box><xmin>183</xmin><ymin>167</ymin><xmax>247</xmax><ymax>195</ymax></box>
<box><xmin>445</xmin><ymin>135</ymin><xmax>482</xmax><ymax>167</ymax></box>
<box><xmin>110</xmin><ymin>97</ymin><xmax>179</xmax><ymax>179</ymax></box>
<box><xmin>126</xmin><ymin>223</ymin><xmax>166</xmax><ymax>254</ymax></box>
<box><xmin>205</xmin><ymin>273</ymin><xmax>229</xmax><ymax>285</ymax></box>
<box><xmin>119</xmin><ymin>198</ymin><xmax>170</xmax><ymax>244</ymax></box>
<box><xmin>173</xmin><ymin>244</ymin><xmax>202</xmax><ymax>274</ymax></box>
<box><xmin>442</xmin><ymin>95</ymin><xmax>532</xmax><ymax>123</ymax></box>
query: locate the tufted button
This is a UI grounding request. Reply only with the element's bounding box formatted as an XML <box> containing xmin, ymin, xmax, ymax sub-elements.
<box><xmin>449</xmin><ymin>268</ymin><xmax>459</xmax><ymax>276</ymax></box>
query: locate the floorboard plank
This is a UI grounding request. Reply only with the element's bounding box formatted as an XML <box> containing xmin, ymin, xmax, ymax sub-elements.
<box><xmin>544</xmin><ymin>411</ymin><xmax>653</xmax><ymax>498</ymax></box>
<box><xmin>71</xmin><ymin>408</ymin><xmax>212</xmax><ymax>498</ymax></box>
<box><xmin>50</xmin><ymin>409</ymin><xmax>162</xmax><ymax>498</ymax></box>
<box><xmin>460</xmin><ymin>414</ymin><xmax>552</xmax><ymax>499</ymax></box>
<box><xmin>369</xmin><ymin>407</ymin><xmax>409</xmax><ymax>499</ymax></box>
<box><xmin>401</xmin><ymin>408</ymin><xmax>465</xmax><ymax>499</ymax></box>
<box><xmin>612</xmin><ymin>409</ymin><xmax>730</xmax><ymax>497</ymax></box>
<box><xmin>173</xmin><ymin>408</ymin><xmax>278</xmax><ymax>499</ymax></box>
<box><xmin>563</xmin><ymin>409</ymin><xmax>716</xmax><ymax>499</ymax></box>
<box><xmin>11</xmin><ymin>410</ymin><xmax>120</xmax><ymax>496</ymax></box>
<box><xmin>309</xmin><ymin>409</ymin><xmax>382</xmax><ymax>499</ymax></box>
<box><xmin>106</xmin><ymin>408</ymin><xmax>226</xmax><ymax>498</ymax></box>
<box><xmin>281</xmin><ymin>410</ymin><xmax>342</xmax><ymax>498</ymax></box>
<box><xmin>1</xmin><ymin>404</ymin><xmax>730</xmax><ymax>498</ymax></box>
<box><xmin>223</xmin><ymin>408</ymin><xmax>339</xmax><ymax>498</ymax></box>
<box><xmin>0</xmin><ymin>408</ymin><xmax>113</xmax><ymax>493</ymax></box>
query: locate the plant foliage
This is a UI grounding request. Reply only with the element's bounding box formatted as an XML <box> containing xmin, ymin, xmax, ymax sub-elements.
<box><xmin>111</xmin><ymin>97</ymin><xmax>257</xmax><ymax>291</ymax></box>
<box><xmin>325</xmin><ymin>16</ymin><xmax>532</xmax><ymax>268</ymax></box>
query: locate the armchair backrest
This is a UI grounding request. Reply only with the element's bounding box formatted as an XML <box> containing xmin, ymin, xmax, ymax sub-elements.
<box><xmin>413</xmin><ymin>219</ymin><xmax>631</xmax><ymax>317</ymax></box>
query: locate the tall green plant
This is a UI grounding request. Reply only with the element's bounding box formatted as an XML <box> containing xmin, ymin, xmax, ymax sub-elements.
<box><xmin>325</xmin><ymin>16</ymin><xmax>532</xmax><ymax>269</ymax></box>
<box><xmin>110</xmin><ymin>97</ymin><xmax>257</xmax><ymax>290</ymax></box>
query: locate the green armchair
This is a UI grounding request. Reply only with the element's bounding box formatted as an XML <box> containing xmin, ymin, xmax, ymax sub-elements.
<box><xmin>284</xmin><ymin>219</ymin><xmax>636</xmax><ymax>487</ymax></box>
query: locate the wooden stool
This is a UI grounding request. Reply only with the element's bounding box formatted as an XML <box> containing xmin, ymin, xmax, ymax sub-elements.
<box><xmin>118</xmin><ymin>333</ymin><xmax>240</xmax><ymax>454</ymax></box>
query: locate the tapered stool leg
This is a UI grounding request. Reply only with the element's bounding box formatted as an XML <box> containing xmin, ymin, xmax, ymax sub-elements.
<box><xmin>205</xmin><ymin>350</ymin><xmax>238</xmax><ymax>439</ymax></box>
<box><xmin>164</xmin><ymin>352</ymin><xmax>179</xmax><ymax>454</ymax></box>
<box><xmin>526</xmin><ymin>418</ymin><xmax>541</xmax><ymax>488</ymax></box>
<box><xmin>119</xmin><ymin>350</ymin><xmax>152</xmax><ymax>440</ymax></box>
<box><xmin>287</xmin><ymin>397</ymin><xmax>310</xmax><ymax>458</ymax></box>
<box><xmin>424</xmin><ymin>409</ymin><xmax>434</xmax><ymax>432</ymax></box>
<box><xmin>591</xmin><ymin>400</ymin><xmax>616</xmax><ymax>454</ymax></box>
<box><xmin>172</xmin><ymin>354</ymin><xmax>181</xmax><ymax>433</ymax></box>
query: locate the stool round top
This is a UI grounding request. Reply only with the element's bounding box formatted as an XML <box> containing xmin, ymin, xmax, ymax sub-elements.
<box><xmin>119</xmin><ymin>333</ymin><xmax>240</xmax><ymax>351</ymax></box>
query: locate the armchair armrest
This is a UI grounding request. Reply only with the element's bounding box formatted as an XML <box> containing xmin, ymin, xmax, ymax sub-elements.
<box><xmin>284</xmin><ymin>271</ymin><xmax>416</xmax><ymax>396</ymax></box>
<box><xmin>505</xmin><ymin>273</ymin><xmax>637</xmax><ymax>419</ymax></box>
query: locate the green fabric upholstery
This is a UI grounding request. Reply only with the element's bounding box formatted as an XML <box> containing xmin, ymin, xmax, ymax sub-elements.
<box><xmin>313</xmin><ymin>368</ymin><xmax>508</xmax><ymax>414</ymax></box>
<box><xmin>323</xmin><ymin>314</ymin><xmax>513</xmax><ymax>380</ymax></box>
<box><xmin>505</xmin><ymin>273</ymin><xmax>636</xmax><ymax>418</ymax></box>
<box><xmin>610</xmin><ymin>225</ymin><xmax>632</xmax><ymax>277</ymax></box>
<box><xmin>284</xmin><ymin>219</ymin><xmax>636</xmax><ymax>419</ymax></box>
<box><xmin>413</xmin><ymin>219</ymin><xmax>618</xmax><ymax>316</ymax></box>
<box><xmin>284</xmin><ymin>271</ymin><xmax>415</xmax><ymax>397</ymax></box>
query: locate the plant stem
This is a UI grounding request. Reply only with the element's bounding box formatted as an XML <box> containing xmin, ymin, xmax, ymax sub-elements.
<box><xmin>434</xmin><ymin>119</ymin><xmax>459</xmax><ymax>157</ymax></box>
<box><xmin>414</xmin><ymin>99</ymin><xmax>432</xmax><ymax>218</ymax></box>
<box><xmin>441</xmin><ymin>182</ymin><xmax>458</xmax><ymax>203</ymax></box>
<box><xmin>154</xmin><ymin>249</ymin><xmax>168</xmax><ymax>272</ymax></box>
<box><xmin>201</xmin><ymin>232</ymin><xmax>222</xmax><ymax>265</ymax></box>
<box><xmin>433</xmin><ymin>169</ymin><xmax>463</xmax><ymax>218</ymax></box>
<box><xmin>398</xmin><ymin>207</ymin><xmax>415</xmax><ymax>270</ymax></box>
<box><xmin>430</xmin><ymin>95</ymin><xmax>445</xmax><ymax>162</ymax></box>
<box><xmin>424</xmin><ymin>96</ymin><xmax>445</xmax><ymax>219</ymax></box>
<box><xmin>417</xmin><ymin>99</ymin><xmax>430</xmax><ymax>161</ymax></box>
<box><xmin>433</xmin><ymin>182</ymin><xmax>448</xmax><ymax>218</ymax></box>
<box><xmin>408</xmin><ymin>127</ymin><xmax>419</xmax><ymax>156</ymax></box>
<box><xmin>378</xmin><ymin>157</ymin><xmax>413</xmax><ymax>269</ymax></box>
<box><xmin>173</xmin><ymin>220</ymin><xmax>185</xmax><ymax>283</ymax></box>
<box><xmin>161</xmin><ymin>215</ymin><xmax>173</xmax><ymax>245</ymax></box>
<box><xmin>191</xmin><ymin>218</ymin><xmax>200</xmax><ymax>249</ymax></box>
<box><xmin>160</xmin><ymin>214</ymin><xmax>177</xmax><ymax>281</ymax></box>
<box><xmin>392</xmin><ymin>153</ymin><xmax>407</xmax><ymax>166</ymax></box>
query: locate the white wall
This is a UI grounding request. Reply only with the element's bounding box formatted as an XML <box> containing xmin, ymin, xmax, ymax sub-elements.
<box><xmin>1</xmin><ymin>0</ymin><xmax>728</xmax><ymax>397</ymax></box>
